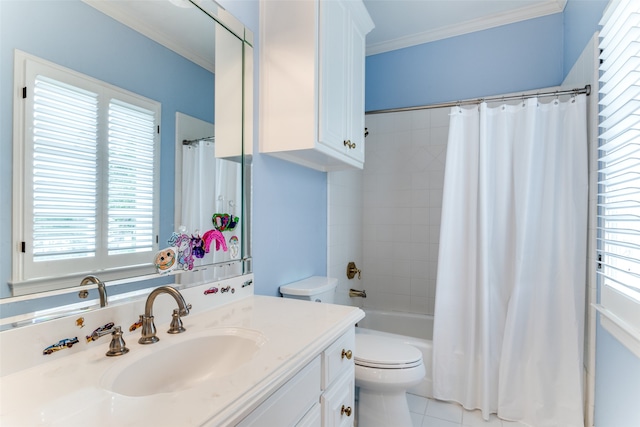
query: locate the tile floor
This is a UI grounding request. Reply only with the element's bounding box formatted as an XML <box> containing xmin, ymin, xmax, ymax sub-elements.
<box><xmin>408</xmin><ymin>394</ymin><xmax>528</xmax><ymax>427</ymax></box>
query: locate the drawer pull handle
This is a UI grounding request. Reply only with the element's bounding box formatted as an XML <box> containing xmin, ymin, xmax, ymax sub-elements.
<box><xmin>341</xmin><ymin>405</ymin><xmax>352</xmax><ymax>417</ymax></box>
<box><xmin>343</xmin><ymin>140</ymin><xmax>356</xmax><ymax>149</ymax></box>
<box><xmin>341</xmin><ymin>349</ymin><xmax>352</xmax><ymax>360</ymax></box>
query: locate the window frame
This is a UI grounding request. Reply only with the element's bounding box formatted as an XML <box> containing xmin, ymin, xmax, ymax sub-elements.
<box><xmin>596</xmin><ymin>0</ymin><xmax>640</xmax><ymax>359</ymax></box>
<box><xmin>11</xmin><ymin>50</ymin><xmax>161</xmax><ymax>296</ymax></box>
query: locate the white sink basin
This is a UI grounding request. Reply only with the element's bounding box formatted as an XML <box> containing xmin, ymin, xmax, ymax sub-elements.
<box><xmin>102</xmin><ymin>328</ymin><xmax>266</xmax><ymax>397</ymax></box>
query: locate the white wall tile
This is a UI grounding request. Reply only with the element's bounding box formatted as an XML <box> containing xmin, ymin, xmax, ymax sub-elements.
<box><xmin>354</xmin><ymin>109</ymin><xmax>450</xmax><ymax>315</ymax></box>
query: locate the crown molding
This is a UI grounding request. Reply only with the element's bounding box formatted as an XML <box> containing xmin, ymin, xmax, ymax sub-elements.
<box><xmin>366</xmin><ymin>0</ymin><xmax>567</xmax><ymax>56</ymax></box>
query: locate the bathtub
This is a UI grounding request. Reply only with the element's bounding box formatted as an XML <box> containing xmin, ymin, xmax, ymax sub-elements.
<box><xmin>355</xmin><ymin>309</ymin><xmax>433</xmax><ymax>398</ymax></box>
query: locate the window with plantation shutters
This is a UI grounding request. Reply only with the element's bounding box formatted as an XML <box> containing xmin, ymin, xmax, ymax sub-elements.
<box><xmin>596</xmin><ymin>0</ymin><xmax>640</xmax><ymax>358</ymax></box>
<box><xmin>13</xmin><ymin>51</ymin><xmax>160</xmax><ymax>293</ymax></box>
<box><xmin>32</xmin><ymin>75</ymin><xmax>99</xmax><ymax>262</ymax></box>
<box><xmin>107</xmin><ymin>100</ymin><xmax>156</xmax><ymax>256</ymax></box>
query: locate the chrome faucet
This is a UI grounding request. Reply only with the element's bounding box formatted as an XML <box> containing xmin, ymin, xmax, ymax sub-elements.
<box><xmin>80</xmin><ymin>275</ymin><xmax>108</xmax><ymax>307</ymax></box>
<box><xmin>138</xmin><ymin>286</ymin><xmax>191</xmax><ymax>344</ymax></box>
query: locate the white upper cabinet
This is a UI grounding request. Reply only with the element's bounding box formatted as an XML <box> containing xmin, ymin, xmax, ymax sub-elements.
<box><xmin>259</xmin><ymin>0</ymin><xmax>374</xmax><ymax>171</ymax></box>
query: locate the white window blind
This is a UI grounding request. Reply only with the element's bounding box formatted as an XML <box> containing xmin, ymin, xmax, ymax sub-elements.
<box><xmin>597</xmin><ymin>0</ymin><xmax>640</xmax><ymax>358</ymax></box>
<box><xmin>32</xmin><ymin>75</ymin><xmax>99</xmax><ymax>261</ymax></box>
<box><xmin>13</xmin><ymin>51</ymin><xmax>160</xmax><ymax>293</ymax></box>
<box><xmin>107</xmin><ymin>100</ymin><xmax>156</xmax><ymax>255</ymax></box>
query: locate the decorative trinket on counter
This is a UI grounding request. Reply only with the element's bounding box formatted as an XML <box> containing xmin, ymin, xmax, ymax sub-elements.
<box><xmin>43</xmin><ymin>337</ymin><xmax>80</xmax><ymax>355</ymax></box>
<box><xmin>204</xmin><ymin>286</ymin><xmax>219</xmax><ymax>295</ymax></box>
<box><xmin>129</xmin><ymin>315</ymin><xmax>143</xmax><ymax>332</ymax></box>
<box><xmin>86</xmin><ymin>322</ymin><xmax>115</xmax><ymax>342</ymax></box>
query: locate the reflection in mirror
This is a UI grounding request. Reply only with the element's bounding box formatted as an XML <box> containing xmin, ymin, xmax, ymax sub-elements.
<box><xmin>0</xmin><ymin>0</ymin><xmax>252</xmax><ymax>329</ymax></box>
<box><xmin>174</xmin><ymin>113</ymin><xmax>243</xmax><ymax>286</ymax></box>
<box><xmin>171</xmin><ymin>21</ymin><xmax>246</xmax><ymax>285</ymax></box>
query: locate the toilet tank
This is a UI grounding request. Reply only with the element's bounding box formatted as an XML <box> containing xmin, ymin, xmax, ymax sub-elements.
<box><xmin>279</xmin><ymin>276</ymin><xmax>338</xmax><ymax>303</ymax></box>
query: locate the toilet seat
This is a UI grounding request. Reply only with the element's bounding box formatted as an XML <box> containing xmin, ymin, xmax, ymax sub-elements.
<box><xmin>355</xmin><ymin>334</ymin><xmax>423</xmax><ymax>369</ymax></box>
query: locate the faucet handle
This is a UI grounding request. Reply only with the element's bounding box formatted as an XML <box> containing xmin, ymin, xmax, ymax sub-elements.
<box><xmin>105</xmin><ymin>326</ymin><xmax>129</xmax><ymax>357</ymax></box>
<box><xmin>179</xmin><ymin>303</ymin><xmax>192</xmax><ymax>317</ymax></box>
<box><xmin>168</xmin><ymin>309</ymin><xmax>187</xmax><ymax>334</ymax></box>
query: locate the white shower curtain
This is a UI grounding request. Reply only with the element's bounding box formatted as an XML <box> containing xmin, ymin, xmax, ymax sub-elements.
<box><xmin>182</xmin><ymin>140</ymin><xmax>216</xmax><ymax>234</ymax></box>
<box><xmin>181</xmin><ymin>140</ymin><xmax>216</xmax><ymax>285</ymax></box>
<box><xmin>432</xmin><ymin>95</ymin><xmax>588</xmax><ymax>427</ymax></box>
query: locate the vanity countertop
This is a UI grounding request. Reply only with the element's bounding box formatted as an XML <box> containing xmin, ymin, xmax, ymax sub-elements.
<box><xmin>0</xmin><ymin>289</ymin><xmax>364</xmax><ymax>426</ymax></box>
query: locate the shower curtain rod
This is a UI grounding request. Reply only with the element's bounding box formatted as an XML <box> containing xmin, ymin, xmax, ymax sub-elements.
<box><xmin>182</xmin><ymin>136</ymin><xmax>214</xmax><ymax>145</ymax></box>
<box><xmin>365</xmin><ymin>84</ymin><xmax>591</xmax><ymax>115</ymax></box>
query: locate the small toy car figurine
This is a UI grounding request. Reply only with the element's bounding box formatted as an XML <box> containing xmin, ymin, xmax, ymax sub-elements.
<box><xmin>43</xmin><ymin>337</ymin><xmax>80</xmax><ymax>355</ymax></box>
<box><xmin>86</xmin><ymin>322</ymin><xmax>115</xmax><ymax>342</ymax></box>
<box><xmin>204</xmin><ymin>287</ymin><xmax>219</xmax><ymax>295</ymax></box>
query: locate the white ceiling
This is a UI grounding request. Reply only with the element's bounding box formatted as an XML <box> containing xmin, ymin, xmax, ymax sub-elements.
<box><xmin>363</xmin><ymin>0</ymin><xmax>567</xmax><ymax>55</ymax></box>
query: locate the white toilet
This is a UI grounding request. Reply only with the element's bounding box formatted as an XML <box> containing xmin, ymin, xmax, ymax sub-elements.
<box><xmin>354</xmin><ymin>334</ymin><xmax>425</xmax><ymax>427</ymax></box>
<box><xmin>279</xmin><ymin>276</ymin><xmax>425</xmax><ymax>427</ymax></box>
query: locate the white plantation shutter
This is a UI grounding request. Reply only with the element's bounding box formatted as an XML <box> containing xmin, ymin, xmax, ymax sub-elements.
<box><xmin>32</xmin><ymin>76</ymin><xmax>99</xmax><ymax>261</ymax></box>
<box><xmin>14</xmin><ymin>51</ymin><xmax>160</xmax><ymax>290</ymax></box>
<box><xmin>107</xmin><ymin>100</ymin><xmax>156</xmax><ymax>255</ymax></box>
<box><xmin>597</xmin><ymin>0</ymin><xmax>640</xmax><ymax>357</ymax></box>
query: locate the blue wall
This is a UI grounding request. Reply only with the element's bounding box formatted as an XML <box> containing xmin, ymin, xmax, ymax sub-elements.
<box><xmin>594</xmin><ymin>320</ymin><xmax>640</xmax><ymax>426</ymax></box>
<box><xmin>365</xmin><ymin>13</ymin><xmax>564</xmax><ymax>112</ymax></box>
<box><xmin>0</xmin><ymin>0</ymin><xmax>213</xmax><ymax>299</ymax></box>
<box><xmin>563</xmin><ymin>0</ymin><xmax>608</xmax><ymax>76</ymax></box>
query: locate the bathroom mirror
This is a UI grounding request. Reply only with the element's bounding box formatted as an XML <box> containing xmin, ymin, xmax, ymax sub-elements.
<box><xmin>0</xmin><ymin>0</ymin><xmax>253</xmax><ymax>324</ymax></box>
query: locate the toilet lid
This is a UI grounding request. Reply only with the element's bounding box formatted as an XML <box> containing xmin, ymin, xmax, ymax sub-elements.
<box><xmin>355</xmin><ymin>334</ymin><xmax>423</xmax><ymax>369</ymax></box>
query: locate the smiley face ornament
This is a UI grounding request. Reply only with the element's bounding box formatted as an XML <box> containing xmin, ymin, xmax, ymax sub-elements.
<box><xmin>154</xmin><ymin>247</ymin><xmax>178</xmax><ymax>274</ymax></box>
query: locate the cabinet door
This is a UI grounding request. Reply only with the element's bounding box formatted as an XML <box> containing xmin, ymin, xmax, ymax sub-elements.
<box><xmin>297</xmin><ymin>403</ymin><xmax>322</xmax><ymax>427</ymax></box>
<box><xmin>236</xmin><ymin>357</ymin><xmax>321</xmax><ymax>427</ymax></box>
<box><xmin>321</xmin><ymin>366</ymin><xmax>355</xmax><ymax>427</ymax></box>
<box><xmin>318</xmin><ymin>0</ymin><xmax>348</xmax><ymax>155</ymax></box>
<box><xmin>322</xmin><ymin>329</ymin><xmax>355</xmax><ymax>389</ymax></box>
<box><xmin>344</xmin><ymin>17</ymin><xmax>366</xmax><ymax>163</ymax></box>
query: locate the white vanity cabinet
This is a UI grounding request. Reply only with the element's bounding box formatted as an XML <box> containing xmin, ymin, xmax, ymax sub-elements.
<box><xmin>321</xmin><ymin>329</ymin><xmax>356</xmax><ymax>426</ymax></box>
<box><xmin>235</xmin><ymin>357</ymin><xmax>322</xmax><ymax>427</ymax></box>
<box><xmin>235</xmin><ymin>328</ymin><xmax>356</xmax><ymax>427</ymax></box>
<box><xmin>259</xmin><ymin>0</ymin><xmax>374</xmax><ymax>171</ymax></box>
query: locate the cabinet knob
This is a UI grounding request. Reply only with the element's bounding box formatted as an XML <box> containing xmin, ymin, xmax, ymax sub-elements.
<box><xmin>341</xmin><ymin>349</ymin><xmax>352</xmax><ymax>360</ymax></box>
<box><xmin>343</xmin><ymin>140</ymin><xmax>356</xmax><ymax>149</ymax></box>
<box><xmin>341</xmin><ymin>405</ymin><xmax>352</xmax><ymax>417</ymax></box>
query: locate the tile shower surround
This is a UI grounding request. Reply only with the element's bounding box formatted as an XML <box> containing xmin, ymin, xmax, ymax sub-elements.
<box><xmin>328</xmin><ymin>107</ymin><xmax>449</xmax><ymax>316</ymax></box>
